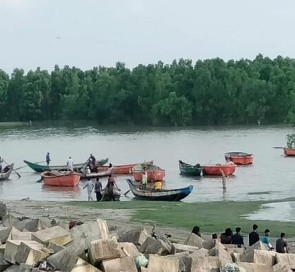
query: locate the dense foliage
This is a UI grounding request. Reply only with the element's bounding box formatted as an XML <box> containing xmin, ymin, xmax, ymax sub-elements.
<box><xmin>1</xmin><ymin>54</ymin><xmax>295</xmax><ymax>126</ymax></box>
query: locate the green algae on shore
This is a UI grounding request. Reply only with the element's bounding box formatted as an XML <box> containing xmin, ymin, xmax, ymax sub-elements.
<box><xmin>68</xmin><ymin>199</ymin><xmax>295</xmax><ymax>237</ymax></box>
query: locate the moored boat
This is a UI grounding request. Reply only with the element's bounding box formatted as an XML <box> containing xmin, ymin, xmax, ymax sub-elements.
<box><xmin>100</xmin><ymin>188</ymin><xmax>121</xmax><ymax>201</ymax></box>
<box><xmin>97</xmin><ymin>160</ymin><xmax>153</xmax><ymax>174</ymax></box>
<box><xmin>284</xmin><ymin>148</ymin><xmax>295</xmax><ymax>156</ymax></box>
<box><xmin>0</xmin><ymin>164</ymin><xmax>14</xmax><ymax>181</ymax></box>
<box><xmin>132</xmin><ymin>163</ymin><xmax>165</xmax><ymax>182</ymax></box>
<box><xmin>24</xmin><ymin>158</ymin><xmax>108</xmax><ymax>173</ymax></box>
<box><xmin>126</xmin><ymin>179</ymin><xmax>193</xmax><ymax>201</ymax></box>
<box><xmin>79</xmin><ymin>169</ymin><xmax>112</xmax><ymax>180</ymax></box>
<box><xmin>179</xmin><ymin>160</ymin><xmax>202</xmax><ymax>176</ymax></box>
<box><xmin>224</xmin><ymin>152</ymin><xmax>253</xmax><ymax>165</ymax></box>
<box><xmin>41</xmin><ymin>171</ymin><xmax>81</xmax><ymax>186</ymax></box>
<box><xmin>202</xmin><ymin>163</ymin><xmax>236</xmax><ymax>176</ymax></box>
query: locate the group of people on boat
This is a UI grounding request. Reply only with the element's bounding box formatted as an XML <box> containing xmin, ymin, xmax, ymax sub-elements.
<box><xmin>192</xmin><ymin>224</ymin><xmax>289</xmax><ymax>253</ymax></box>
<box><xmin>83</xmin><ymin>174</ymin><xmax>120</xmax><ymax>201</ymax></box>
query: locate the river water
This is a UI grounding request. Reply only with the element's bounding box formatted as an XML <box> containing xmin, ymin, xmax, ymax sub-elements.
<box><xmin>1</xmin><ymin>123</ymin><xmax>295</xmax><ymax>210</ymax></box>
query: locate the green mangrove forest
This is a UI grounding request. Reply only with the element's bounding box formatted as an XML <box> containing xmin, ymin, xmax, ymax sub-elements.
<box><xmin>1</xmin><ymin>54</ymin><xmax>295</xmax><ymax>126</ymax></box>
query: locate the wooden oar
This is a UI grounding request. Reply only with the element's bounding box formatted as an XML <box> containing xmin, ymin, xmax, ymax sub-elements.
<box><xmin>15</xmin><ymin>161</ymin><xmax>46</xmax><ymax>171</ymax></box>
<box><xmin>273</xmin><ymin>146</ymin><xmax>285</xmax><ymax>149</ymax></box>
<box><xmin>2</xmin><ymin>158</ymin><xmax>21</xmax><ymax>178</ymax></box>
<box><xmin>124</xmin><ymin>190</ymin><xmax>130</xmax><ymax>196</ymax></box>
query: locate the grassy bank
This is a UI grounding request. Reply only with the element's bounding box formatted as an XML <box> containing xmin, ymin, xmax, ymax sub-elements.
<box><xmin>68</xmin><ymin>199</ymin><xmax>295</xmax><ymax>237</ymax></box>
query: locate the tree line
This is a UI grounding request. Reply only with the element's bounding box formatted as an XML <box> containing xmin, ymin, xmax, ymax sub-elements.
<box><xmin>1</xmin><ymin>54</ymin><xmax>295</xmax><ymax>126</ymax></box>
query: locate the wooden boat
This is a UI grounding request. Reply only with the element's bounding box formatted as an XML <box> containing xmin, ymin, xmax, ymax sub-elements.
<box><xmin>41</xmin><ymin>171</ymin><xmax>81</xmax><ymax>186</ymax></box>
<box><xmin>79</xmin><ymin>169</ymin><xmax>112</xmax><ymax>180</ymax></box>
<box><xmin>97</xmin><ymin>160</ymin><xmax>154</xmax><ymax>175</ymax></box>
<box><xmin>202</xmin><ymin>163</ymin><xmax>236</xmax><ymax>176</ymax></box>
<box><xmin>224</xmin><ymin>152</ymin><xmax>253</xmax><ymax>165</ymax></box>
<box><xmin>132</xmin><ymin>163</ymin><xmax>165</xmax><ymax>182</ymax></box>
<box><xmin>179</xmin><ymin>160</ymin><xmax>202</xmax><ymax>176</ymax></box>
<box><xmin>24</xmin><ymin>158</ymin><xmax>108</xmax><ymax>173</ymax></box>
<box><xmin>126</xmin><ymin>179</ymin><xmax>193</xmax><ymax>201</ymax></box>
<box><xmin>0</xmin><ymin>164</ymin><xmax>14</xmax><ymax>181</ymax></box>
<box><xmin>284</xmin><ymin>148</ymin><xmax>295</xmax><ymax>156</ymax></box>
<box><xmin>100</xmin><ymin>188</ymin><xmax>121</xmax><ymax>201</ymax></box>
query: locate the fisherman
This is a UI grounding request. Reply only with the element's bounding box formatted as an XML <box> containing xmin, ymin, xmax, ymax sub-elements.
<box><xmin>94</xmin><ymin>178</ymin><xmax>102</xmax><ymax>201</ymax></box>
<box><xmin>67</xmin><ymin>156</ymin><xmax>74</xmax><ymax>172</ymax></box>
<box><xmin>83</xmin><ymin>178</ymin><xmax>94</xmax><ymax>201</ymax></box>
<box><xmin>141</xmin><ymin>169</ymin><xmax>148</xmax><ymax>189</ymax></box>
<box><xmin>106</xmin><ymin>174</ymin><xmax>119</xmax><ymax>200</ymax></box>
<box><xmin>46</xmin><ymin>152</ymin><xmax>51</xmax><ymax>166</ymax></box>
<box><xmin>89</xmin><ymin>154</ymin><xmax>96</xmax><ymax>167</ymax></box>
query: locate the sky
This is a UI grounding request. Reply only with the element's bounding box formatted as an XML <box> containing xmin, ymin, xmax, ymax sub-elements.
<box><xmin>0</xmin><ymin>0</ymin><xmax>295</xmax><ymax>74</ymax></box>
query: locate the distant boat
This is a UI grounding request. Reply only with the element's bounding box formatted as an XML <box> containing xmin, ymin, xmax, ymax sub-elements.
<box><xmin>0</xmin><ymin>164</ymin><xmax>14</xmax><ymax>181</ymax></box>
<box><xmin>41</xmin><ymin>171</ymin><xmax>80</xmax><ymax>187</ymax></box>
<box><xmin>179</xmin><ymin>160</ymin><xmax>203</xmax><ymax>176</ymax></box>
<box><xmin>126</xmin><ymin>179</ymin><xmax>193</xmax><ymax>201</ymax></box>
<box><xmin>132</xmin><ymin>163</ymin><xmax>165</xmax><ymax>182</ymax></box>
<box><xmin>284</xmin><ymin>148</ymin><xmax>295</xmax><ymax>156</ymax></box>
<box><xmin>202</xmin><ymin>163</ymin><xmax>236</xmax><ymax>176</ymax></box>
<box><xmin>224</xmin><ymin>152</ymin><xmax>254</xmax><ymax>165</ymax></box>
<box><xmin>97</xmin><ymin>160</ymin><xmax>153</xmax><ymax>175</ymax></box>
<box><xmin>24</xmin><ymin>158</ymin><xmax>108</xmax><ymax>173</ymax></box>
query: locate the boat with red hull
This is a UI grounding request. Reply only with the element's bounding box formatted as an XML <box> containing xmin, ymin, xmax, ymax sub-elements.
<box><xmin>132</xmin><ymin>163</ymin><xmax>165</xmax><ymax>182</ymax></box>
<box><xmin>284</xmin><ymin>148</ymin><xmax>295</xmax><ymax>156</ymax></box>
<box><xmin>41</xmin><ymin>171</ymin><xmax>80</xmax><ymax>186</ymax></box>
<box><xmin>224</xmin><ymin>152</ymin><xmax>253</xmax><ymax>165</ymax></box>
<box><xmin>202</xmin><ymin>164</ymin><xmax>236</xmax><ymax>176</ymax></box>
<box><xmin>97</xmin><ymin>160</ymin><xmax>153</xmax><ymax>175</ymax></box>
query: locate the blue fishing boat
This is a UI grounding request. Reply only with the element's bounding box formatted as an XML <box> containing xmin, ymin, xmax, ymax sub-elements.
<box><xmin>126</xmin><ymin>179</ymin><xmax>193</xmax><ymax>201</ymax></box>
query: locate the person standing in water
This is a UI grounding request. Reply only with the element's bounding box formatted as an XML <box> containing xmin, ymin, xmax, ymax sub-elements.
<box><xmin>46</xmin><ymin>152</ymin><xmax>51</xmax><ymax>166</ymax></box>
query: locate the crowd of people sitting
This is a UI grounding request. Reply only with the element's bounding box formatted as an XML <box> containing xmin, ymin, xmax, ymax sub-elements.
<box><xmin>192</xmin><ymin>224</ymin><xmax>290</xmax><ymax>253</ymax></box>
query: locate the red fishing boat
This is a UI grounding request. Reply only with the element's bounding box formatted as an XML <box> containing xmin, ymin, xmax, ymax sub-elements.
<box><xmin>97</xmin><ymin>160</ymin><xmax>153</xmax><ymax>175</ymax></box>
<box><xmin>202</xmin><ymin>163</ymin><xmax>236</xmax><ymax>176</ymax></box>
<box><xmin>224</xmin><ymin>152</ymin><xmax>254</xmax><ymax>165</ymax></box>
<box><xmin>132</xmin><ymin>163</ymin><xmax>165</xmax><ymax>182</ymax></box>
<box><xmin>284</xmin><ymin>148</ymin><xmax>295</xmax><ymax>156</ymax></box>
<box><xmin>41</xmin><ymin>171</ymin><xmax>80</xmax><ymax>187</ymax></box>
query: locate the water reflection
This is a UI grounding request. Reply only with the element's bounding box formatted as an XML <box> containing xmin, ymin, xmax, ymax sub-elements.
<box><xmin>42</xmin><ymin>185</ymin><xmax>80</xmax><ymax>194</ymax></box>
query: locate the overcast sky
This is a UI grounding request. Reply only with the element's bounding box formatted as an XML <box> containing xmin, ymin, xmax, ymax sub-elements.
<box><xmin>0</xmin><ymin>0</ymin><xmax>294</xmax><ymax>73</ymax></box>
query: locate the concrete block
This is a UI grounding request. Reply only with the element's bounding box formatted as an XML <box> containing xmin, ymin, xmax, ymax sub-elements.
<box><xmin>47</xmin><ymin>245</ymin><xmax>85</xmax><ymax>272</ymax></box>
<box><xmin>32</xmin><ymin>226</ymin><xmax>71</xmax><ymax>246</ymax></box>
<box><xmin>186</xmin><ymin>256</ymin><xmax>221</xmax><ymax>272</ymax></box>
<box><xmin>184</xmin><ymin>233</ymin><xmax>204</xmax><ymax>248</ymax></box>
<box><xmin>119</xmin><ymin>242</ymin><xmax>140</xmax><ymax>257</ymax></box>
<box><xmin>171</xmin><ymin>243</ymin><xmax>199</xmax><ymax>254</ymax></box>
<box><xmin>0</xmin><ymin>252</ymin><xmax>10</xmax><ymax>271</ymax></box>
<box><xmin>276</xmin><ymin>253</ymin><xmax>295</xmax><ymax>269</ymax></box>
<box><xmin>203</xmin><ymin>239</ymin><xmax>216</xmax><ymax>250</ymax></box>
<box><xmin>119</xmin><ymin>227</ymin><xmax>150</xmax><ymax>246</ymax></box>
<box><xmin>208</xmin><ymin>245</ymin><xmax>232</xmax><ymax>262</ymax></box>
<box><xmin>47</xmin><ymin>242</ymin><xmax>65</xmax><ymax>254</ymax></box>
<box><xmin>166</xmin><ymin>251</ymin><xmax>189</xmax><ymax>272</ymax></box>
<box><xmin>269</xmin><ymin>262</ymin><xmax>292</xmax><ymax>272</ymax></box>
<box><xmin>0</xmin><ymin>227</ymin><xmax>11</xmax><ymax>244</ymax></box>
<box><xmin>70</xmin><ymin>220</ymin><xmax>109</xmax><ymax>251</ymax></box>
<box><xmin>189</xmin><ymin>248</ymin><xmax>209</xmax><ymax>258</ymax></box>
<box><xmin>139</xmin><ymin>237</ymin><xmax>171</xmax><ymax>255</ymax></box>
<box><xmin>231</xmin><ymin>252</ymin><xmax>241</xmax><ymax>263</ymax></box>
<box><xmin>71</xmin><ymin>257</ymin><xmax>102</xmax><ymax>272</ymax></box>
<box><xmin>237</xmin><ymin>262</ymin><xmax>269</xmax><ymax>272</ymax></box>
<box><xmin>0</xmin><ymin>245</ymin><xmax>5</xmax><ymax>255</ymax></box>
<box><xmin>101</xmin><ymin>256</ymin><xmax>137</xmax><ymax>272</ymax></box>
<box><xmin>14</xmin><ymin>241</ymin><xmax>49</xmax><ymax>265</ymax></box>
<box><xmin>0</xmin><ymin>203</ymin><xmax>6</xmax><ymax>219</ymax></box>
<box><xmin>240</xmin><ymin>249</ymin><xmax>276</xmax><ymax>267</ymax></box>
<box><xmin>4</xmin><ymin>240</ymin><xmax>22</xmax><ymax>264</ymax></box>
<box><xmin>2</xmin><ymin>264</ymin><xmax>20</xmax><ymax>272</ymax></box>
<box><xmin>89</xmin><ymin>239</ymin><xmax>121</xmax><ymax>266</ymax></box>
<box><xmin>147</xmin><ymin>254</ymin><xmax>179</xmax><ymax>272</ymax></box>
<box><xmin>8</xmin><ymin>227</ymin><xmax>32</xmax><ymax>241</ymax></box>
<box><xmin>18</xmin><ymin>263</ymin><xmax>33</xmax><ymax>272</ymax></box>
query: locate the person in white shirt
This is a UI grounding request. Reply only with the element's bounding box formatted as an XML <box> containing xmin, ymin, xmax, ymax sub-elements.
<box><xmin>67</xmin><ymin>156</ymin><xmax>74</xmax><ymax>171</ymax></box>
<box><xmin>83</xmin><ymin>178</ymin><xmax>94</xmax><ymax>201</ymax></box>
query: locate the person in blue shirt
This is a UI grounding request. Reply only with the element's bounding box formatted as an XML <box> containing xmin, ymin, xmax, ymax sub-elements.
<box><xmin>261</xmin><ymin>229</ymin><xmax>273</xmax><ymax>250</ymax></box>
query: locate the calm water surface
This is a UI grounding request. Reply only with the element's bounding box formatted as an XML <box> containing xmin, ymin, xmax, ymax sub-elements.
<box><xmin>1</xmin><ymin>123</ymin><xmax>295</xmax><ymax>212</ymax></box>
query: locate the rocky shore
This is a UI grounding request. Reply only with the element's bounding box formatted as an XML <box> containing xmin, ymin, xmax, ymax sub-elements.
<box><xmin>0</xmin><ymin>200</ymin><xmax>295</xmax><ymax>271</ymax></box>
